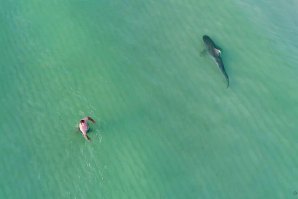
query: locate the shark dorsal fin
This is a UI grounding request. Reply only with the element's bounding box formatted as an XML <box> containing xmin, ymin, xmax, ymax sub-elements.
<box><xmin>215</xmin><ymin>48</ymin><xmax>221</xmax><ymax>56</ymax></box>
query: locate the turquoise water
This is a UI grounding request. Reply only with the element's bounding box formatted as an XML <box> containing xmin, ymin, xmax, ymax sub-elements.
<box><xmin>1</xmin><ymin>0</ymin><xmax>298</xmax><ymax>198</ymax></box>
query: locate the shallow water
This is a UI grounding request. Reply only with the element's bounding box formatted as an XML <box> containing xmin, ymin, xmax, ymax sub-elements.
<box><xmin>1</xmin><ymin>0</ymin><xmax>298</xmax><ymax>198</ymax></box>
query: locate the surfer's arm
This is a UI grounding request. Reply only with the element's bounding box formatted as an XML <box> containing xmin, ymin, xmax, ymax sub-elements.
<box><xmin>87</xmin><ymin>116</ymin><xmax>96</xmax><ymax>123</ymax></box>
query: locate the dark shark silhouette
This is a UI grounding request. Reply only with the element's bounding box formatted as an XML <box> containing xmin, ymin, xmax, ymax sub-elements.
<box><xmin>202</xmin><ymin>35</ymin><xmax>229</xmax><ymax>87</ymax></box>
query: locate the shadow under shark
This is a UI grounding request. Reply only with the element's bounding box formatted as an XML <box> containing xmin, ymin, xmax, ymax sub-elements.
<box><xmin>202</xmin><ymin>35</ymin><xmax>229</xmax><ymax>88</ymax></box>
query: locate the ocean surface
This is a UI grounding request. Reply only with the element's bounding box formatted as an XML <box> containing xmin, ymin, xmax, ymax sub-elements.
<box><xmin>1</xmin><ymin>0</ymin><xmax>298</xmax><ymax>198</ymax></box>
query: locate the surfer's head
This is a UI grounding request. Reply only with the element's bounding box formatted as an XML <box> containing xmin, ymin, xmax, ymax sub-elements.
<box><xmin>80</xmin><ymin>120</ymin><xmax>85</xmax><ymax>123</ymax></box>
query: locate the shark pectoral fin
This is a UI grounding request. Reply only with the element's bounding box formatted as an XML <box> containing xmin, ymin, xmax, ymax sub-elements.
<box><xmin>200</xmin><ymin>49</ymin><xmax>207</xmax><ymax>56</ymax></box>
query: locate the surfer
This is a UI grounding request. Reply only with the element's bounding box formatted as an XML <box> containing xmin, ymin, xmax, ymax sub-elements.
<box><xmin>79</xmin><ymin>116</ymin><xmax>96</xmax><ymax>141</ymax></box>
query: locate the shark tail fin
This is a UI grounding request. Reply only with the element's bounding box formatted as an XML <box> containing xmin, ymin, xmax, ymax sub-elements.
<box><xmin>225</xmin><ymin>75</ymin><xmax>229</xmax><ymax>88</ymax></box>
